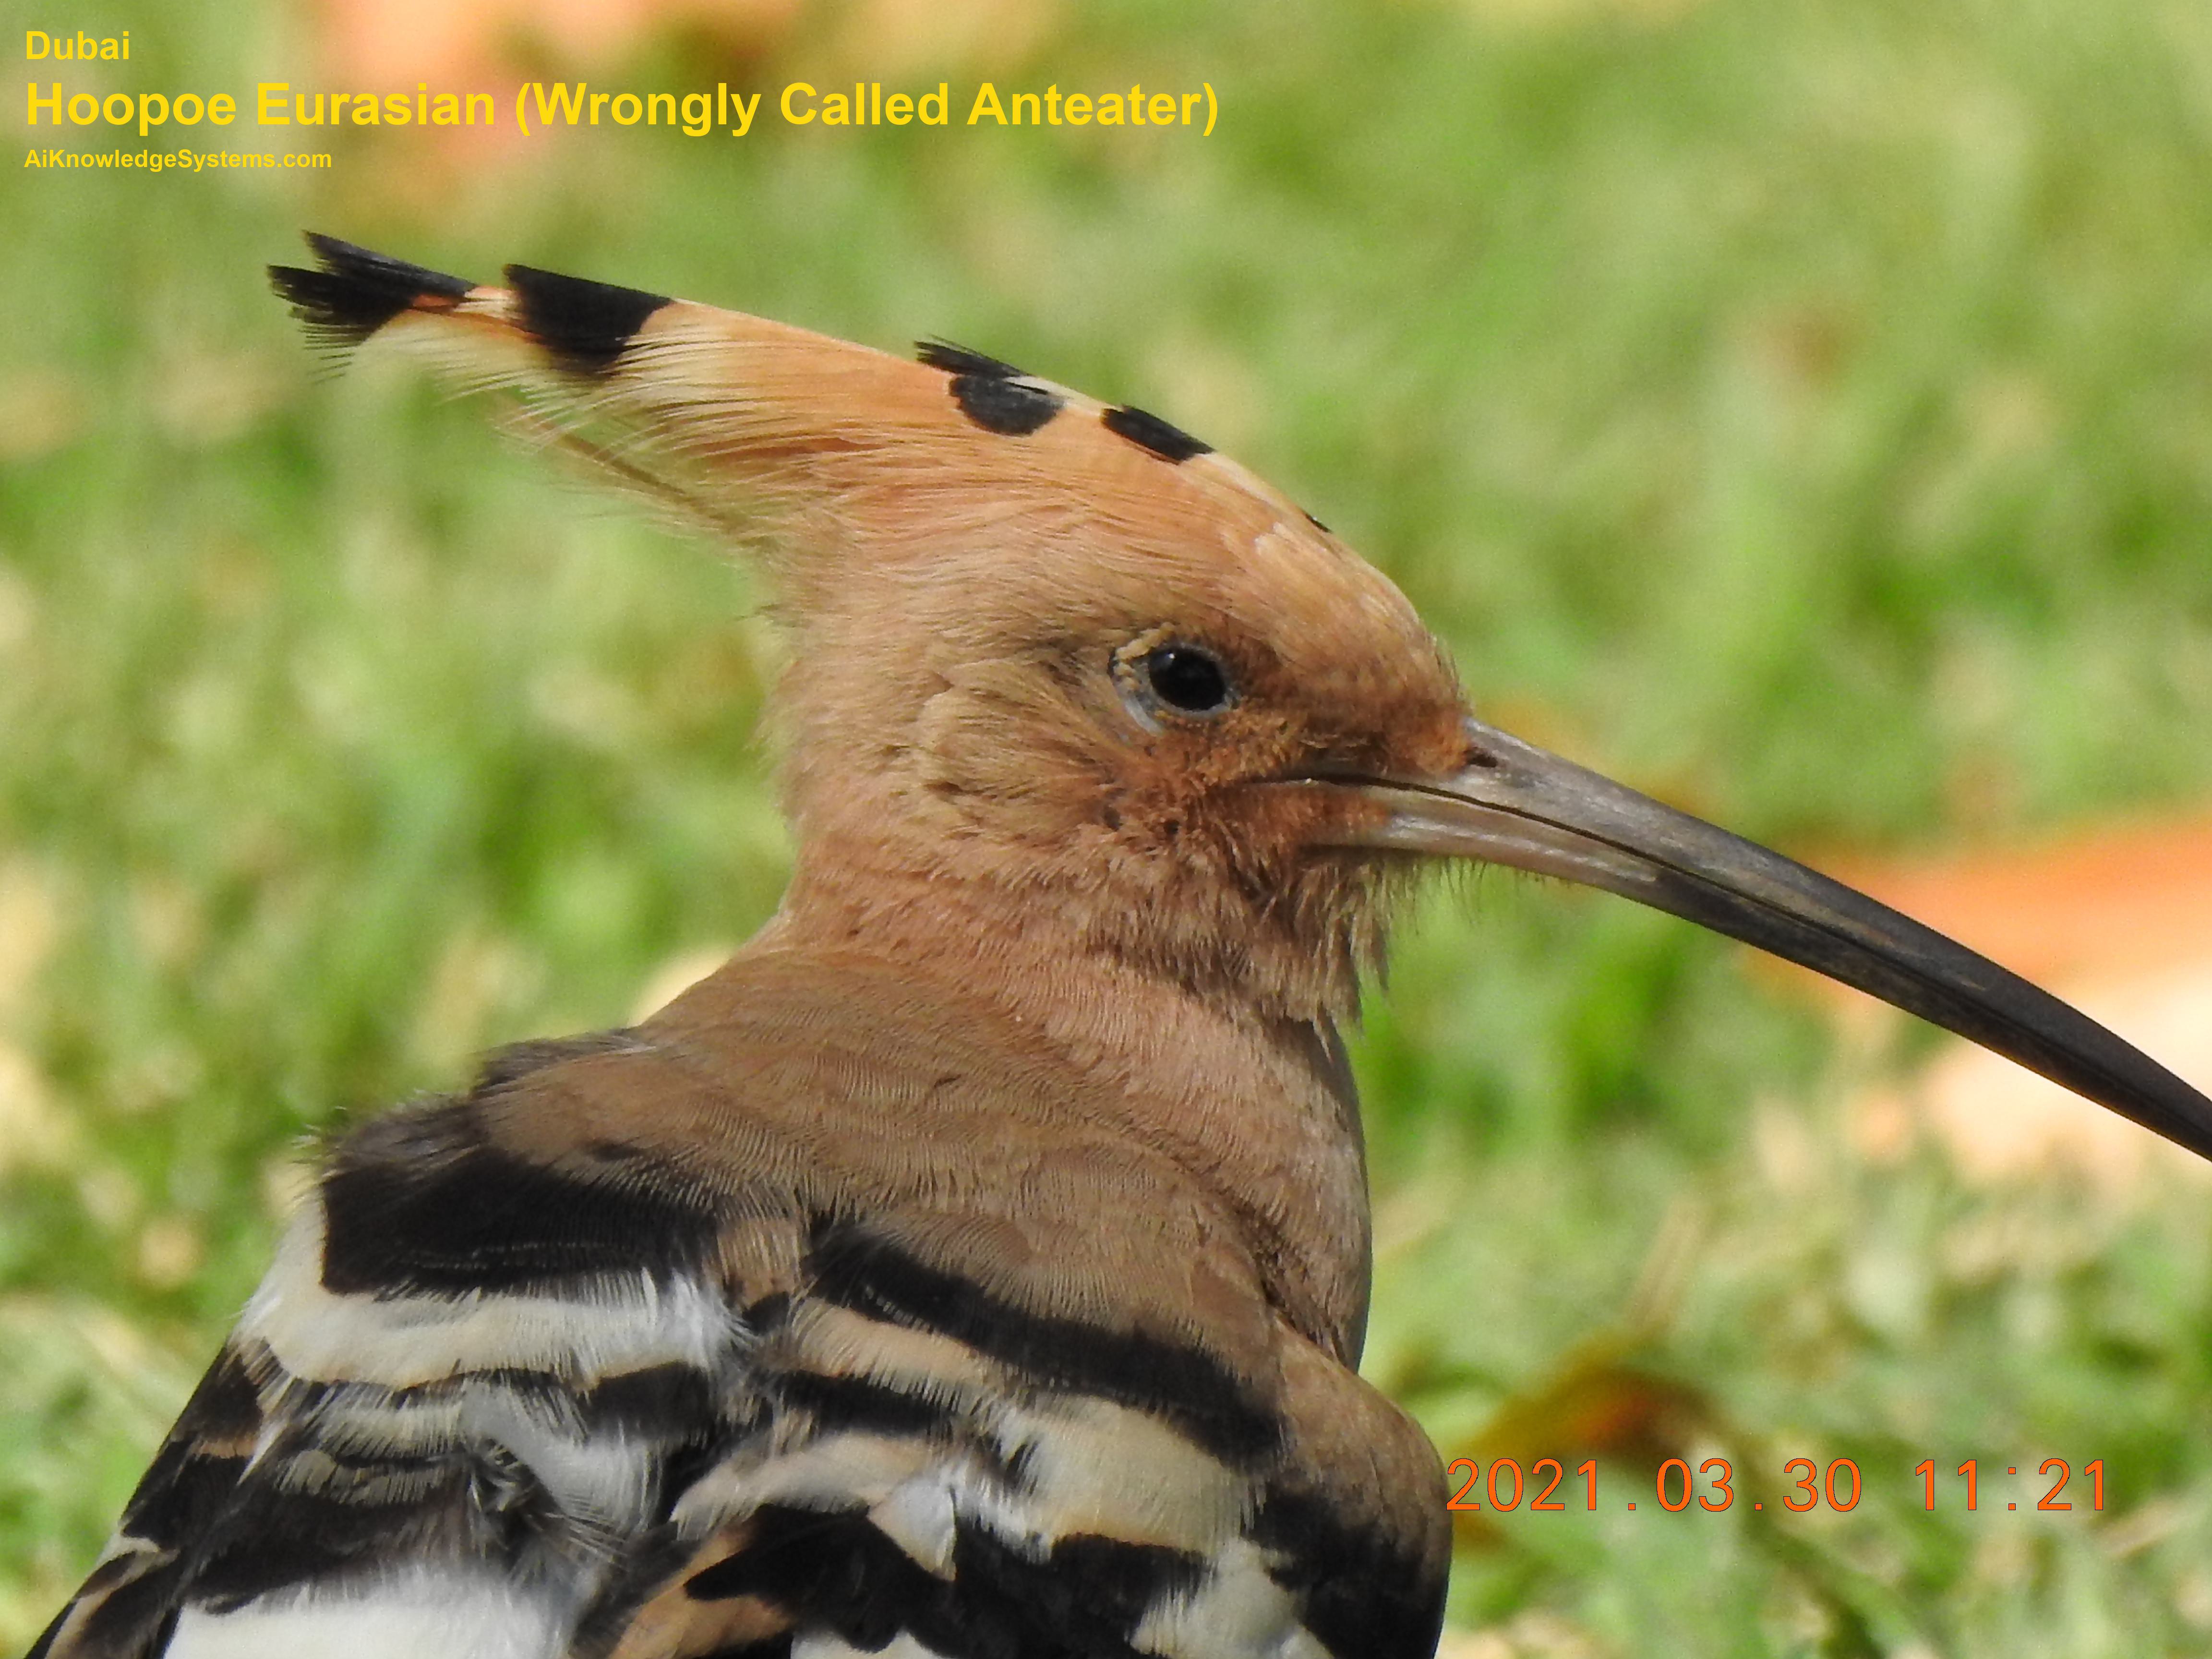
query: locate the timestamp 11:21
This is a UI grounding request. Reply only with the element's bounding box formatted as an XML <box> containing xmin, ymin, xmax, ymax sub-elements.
<box><xmin>1918</xmin><ymin>1458</ymin><xmax>2105</xmax><ymax>1512</ymax></box>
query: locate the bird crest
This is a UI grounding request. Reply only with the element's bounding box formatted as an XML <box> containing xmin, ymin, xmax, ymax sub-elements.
<box><xmin>273</xmin><ymin>234</ymin><xmax>1470</xmax><ymax>1024</ymax></box>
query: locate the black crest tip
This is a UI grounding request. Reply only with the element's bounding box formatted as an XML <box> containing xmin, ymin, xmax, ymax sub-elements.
<box><xmin>1102</xmin><ymin>404</ymin><xmax>1212</xmax><ymax>464</ymax></box>
<box><xmin>917</xmin><ymin>339</ymin><xmax>1027</xmax><ymax>380</ymax></box>
<box><xmin>505</xmin><ymin>263</ymin><xmax>672</xmax><ymax>374</ymax></box>
<box><xmin>268</xmin><ymin>232</ymin><xmax>474</xmax><ymax>348</ymax></box>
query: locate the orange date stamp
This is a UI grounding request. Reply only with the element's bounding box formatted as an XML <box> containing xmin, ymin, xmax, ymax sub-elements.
<box><xmin>1445</xmin><ymin>1456</ymin><xmax>2107</xmax><ymax>1515</ymax></box>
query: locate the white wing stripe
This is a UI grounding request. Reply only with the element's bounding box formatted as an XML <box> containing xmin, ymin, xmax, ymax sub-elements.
<box><xmin>241</xmin><ymin>1202</ymin><xmax>742</xmax><ymax>1390</ymax></box>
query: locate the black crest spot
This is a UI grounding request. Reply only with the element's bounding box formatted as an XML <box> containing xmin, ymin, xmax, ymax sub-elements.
<box><xmin>506</xmin><ymin>263</ymin><xmax>672</xmax><ymax>373</ymax></box>
<box><xmin>950</xmin><ymin>375</ymin><xmax>1062</xmax><ymax>436</ymax></box>
<box><xmin>917</xmin><ymin>340</ymin><xmax>1063</xmax><ymax>437</ymax></box>
<box><xmin>1102</xmin><ymin>404</ymin><xmax>1211</xmax><ymax>463</ymax></box>
<box><xmin>268</xmin><ymin>232</ymin><xmax>474</xmax><ymax>348</ymax></box>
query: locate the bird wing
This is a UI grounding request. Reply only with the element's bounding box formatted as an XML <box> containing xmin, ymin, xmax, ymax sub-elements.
<box><xmin>30</xmin><ymin>967</ymin><xmax>1447</xmax><ymax>1659</ymax></box>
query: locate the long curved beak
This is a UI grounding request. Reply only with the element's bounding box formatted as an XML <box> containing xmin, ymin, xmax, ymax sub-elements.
<box><xmin>1317</xmin><ymin>716</ymin><xmax>2212</xmax><ymax>1163</ymax></box>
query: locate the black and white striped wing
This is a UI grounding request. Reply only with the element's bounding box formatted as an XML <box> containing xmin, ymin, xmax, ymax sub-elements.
<box><xmin>30</xmin><ymin>1029</ymin><xmax>1448</xmax><ymax>1659</ymax></box>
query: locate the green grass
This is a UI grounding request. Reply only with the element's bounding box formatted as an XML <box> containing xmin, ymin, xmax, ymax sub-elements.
<box><xmin>6</xmin><ymin>0</ymin><xmax>2212</xmax><ymax>1649</ymax></box>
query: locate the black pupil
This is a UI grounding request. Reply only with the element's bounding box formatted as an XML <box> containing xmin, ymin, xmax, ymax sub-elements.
<box><xmin>1144</xmin><ymin>646</ymin><xmax>1230</xmax><ymax>713</ymax></box>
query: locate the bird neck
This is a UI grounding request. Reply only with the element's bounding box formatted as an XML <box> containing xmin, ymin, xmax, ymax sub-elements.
<box><xmin>745</xmin><ymin>833</ymin><xmax>1378</xmax><ymax>1361</ymax></box>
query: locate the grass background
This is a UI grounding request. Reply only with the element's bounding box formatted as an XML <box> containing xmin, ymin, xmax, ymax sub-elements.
<box><xmin>6</xmin><ymin>0</ymin><xmax>2212</xmax><ymax>1651</ymax></box>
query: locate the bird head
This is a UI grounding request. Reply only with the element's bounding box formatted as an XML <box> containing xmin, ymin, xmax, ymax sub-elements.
<box><xmin>271</xmin><ymin>235</ymin><xmax>2212</xmax><ymax>1162</ymax></box>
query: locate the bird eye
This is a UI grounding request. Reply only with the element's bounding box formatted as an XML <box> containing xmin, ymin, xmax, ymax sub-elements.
<box><xmin>1142</xmin><ymin>645</ymin><xmax>1234</xmax><ymax>716</ymax></box>
<box><xmin>1109</xmin><ymin>631</ymin><xmax>1238</xmax><ymax>731</ymax></box>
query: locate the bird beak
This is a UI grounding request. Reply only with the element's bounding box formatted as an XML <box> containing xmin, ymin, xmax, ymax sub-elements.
<box><xmin>1319</xmin><ymin>714</ymin><xmax>2212</xmax><ymax>1163</ymax></box>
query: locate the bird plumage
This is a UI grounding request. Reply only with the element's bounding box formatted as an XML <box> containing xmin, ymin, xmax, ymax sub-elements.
<box><xmin>38</xmin><ymin>978</ymin><xmax>1443</xmax><ymax>1659</ymax></box>
<box><xmin>35</xmin><ymin>233</ymin><xmax>2212</xmax><ymax>1659</ymax></box>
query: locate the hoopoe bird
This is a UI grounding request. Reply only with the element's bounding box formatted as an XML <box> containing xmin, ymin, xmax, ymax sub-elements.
<box><xmin>32</xmin><ymin>234</ymin><xmax>2212</xmax><ymax>1659</ymax></box>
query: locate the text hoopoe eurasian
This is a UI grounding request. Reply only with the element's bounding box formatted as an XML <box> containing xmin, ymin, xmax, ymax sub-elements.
<box><xmin>30</xmin><ymin>233</ymin><xmax>2212</xmax><ymax>1659</ymax></box>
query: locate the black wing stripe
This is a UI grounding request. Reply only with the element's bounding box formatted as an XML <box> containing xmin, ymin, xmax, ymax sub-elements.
<box><xmin>1250</xmin><ymin>1486</ymin><xmax>1447</xmax><ymax>1659</ymax></box>
<box><xmin>805</xmin><ymin>1220</ymin><xmax>1278</xmax><ymax>1465</ymax></box>
<box><xmin>319</xmin><ymin>1100</ymin><xmax>721</xmax><ymax>1296</ymax></box>
<box><xmin>684</xmin><ymin>1505</ymin><xmax>1204</xmax><ymax>1659</ymax></box>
